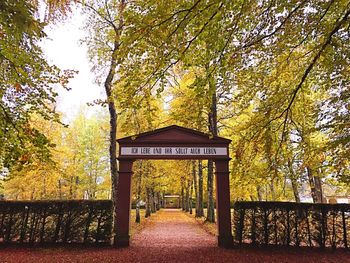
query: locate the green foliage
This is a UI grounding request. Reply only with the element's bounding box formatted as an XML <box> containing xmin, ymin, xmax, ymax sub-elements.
<box><xmin>123</xmin><ymin>0</ymin><xmax>350</xmax><ymax>199</ymax></box>
<box><xmin>0</xmin><ymin>0</ymin><xmax>75</xmax><ymax>172</ymax></box>
<box><xmin>3</xmin><ymin>0</ymin><xmax>350</xmax><ymax>203</ymax></box>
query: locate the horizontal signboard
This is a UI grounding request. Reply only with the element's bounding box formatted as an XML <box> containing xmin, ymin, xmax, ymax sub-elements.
<box><xmin>120</xmin><ymin>147</ymin><xmax>227</xmax><ymax>156</ymax></box>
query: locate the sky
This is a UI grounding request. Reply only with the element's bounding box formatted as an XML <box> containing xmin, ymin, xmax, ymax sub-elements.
<box><xmin>40</xmin><ymin>7</ymin><xmax>105</xmax><ymax>122</ymax></box>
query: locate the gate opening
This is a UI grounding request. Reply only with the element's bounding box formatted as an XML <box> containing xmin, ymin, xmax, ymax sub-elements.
<box><xmin>115</xmin><ymin>125</ymin><xmax>233</xmax><ymax>248</ymax></box>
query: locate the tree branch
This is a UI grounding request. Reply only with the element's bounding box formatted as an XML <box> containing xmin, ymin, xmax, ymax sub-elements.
<box><xmin>242</xmin><ymin>0</ymin><xmax>307</xmax><ymax>49</ymax></box>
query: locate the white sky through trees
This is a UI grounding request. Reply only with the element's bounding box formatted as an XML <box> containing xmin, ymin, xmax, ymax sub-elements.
<box><xmin>40</xmin><ymin>7</ymin><xmax>104</xmax><ymax>122</ymax></box>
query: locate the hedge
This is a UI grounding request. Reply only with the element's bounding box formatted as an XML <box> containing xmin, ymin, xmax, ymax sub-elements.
<box><xmin>1</xmin><ymin>200</ymin><xmax>349</xmax><ymax>248</ymax></box>
<box><xmin>233</xmin><ymin>201</ymin><xmax>350</xmax><ymax>248</ymax></box>
<box><xmin>0</xmin><ymin>200</ymin><xmax>112</xmax><ymax>244</ymax></box>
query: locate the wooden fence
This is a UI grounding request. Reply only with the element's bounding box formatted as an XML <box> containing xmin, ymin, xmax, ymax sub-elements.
<box><xmin>233</xmin><ymin>201</ymin><xmax>350</xmax><ymax>248</ymax></box>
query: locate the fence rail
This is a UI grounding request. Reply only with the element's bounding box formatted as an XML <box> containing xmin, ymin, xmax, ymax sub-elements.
<box><xmin>0</xmin><ymin>200</ymin><xmax>112</xmax><ymax>244</ymax></box>
<box><xmin>233</xmin><ymin>201</ymin><xmax>350</xmax><ymax>248</ymax></box>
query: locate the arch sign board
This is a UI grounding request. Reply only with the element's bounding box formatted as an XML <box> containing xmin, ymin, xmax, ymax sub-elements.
<box><xmin>115</xmin><ymin>125</ymin><xmax>233</xmax><ymax>248</ymax></box>
<box><xmin>120</xmin><ymin>146</ymin><xmax>227</xmax><ymax>156</ymax></box>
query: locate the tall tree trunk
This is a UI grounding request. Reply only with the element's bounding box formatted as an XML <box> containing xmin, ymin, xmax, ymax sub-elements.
<box><xmin>145</xmin><ymin>188</ymin><xmax>151</xmax><ymax>217</ymax></box>
<box><xmin>41</xmin><ymin>174</ymin><xmax>46</xmax><ymax>199</ymax></box>
<box><xmin>257</xmin><ymin>186</ymin><xmax>263</xmax><ymax>201</ymax></box>
<box><xmin>68</xmin><ymin>176</ymin><xmax>73</xmax><ymax>200</ymax></box>
<box><xmin>58</xmin><ymin>179</ymin><xmax>62</xmax><ymax>200</ymax></box>
<box><xmin>150</xmin><ymin>189</ymin><xmax>156</xmax><ymax>213</ymax></box>
<box><xmin>206</xmin><ymin>88</ymin><xmax>217</xmax><ymax>223</ymax></box>
<box><xmin>197</xmin><ymin>160</ymin><xmax>204</xmax><ymax>217</ymax></box>
<box><xmin>82</xmin><ymin>0</ymin><xmax>127</xmax><ymax>245</ymax></box>
<box><xmin>181</xmin><ymin>185</ymin><xmax>185</xmax><ymax>210</ymax></box>
<box><xmin>291</xmin><ymin>178</ymin><xmax>300</xmax><ymax>203</ymax></box>
<box><xmin>185</xmin><ymin>182</ymin><xmax>190</xmax><ymax>212</ymax></box>
<box><xmin>314</xmin><ymin>172</ymin><xmax>324</xmax><ymax>203</ymax></box>
<box><xmin>156</xmin><ymin>192</ymin><xmax>161</xmax><ymax>210</ymax></box>
<box><xmin>161</xmin><ymin>192</ymin><xmax>164</xmax><ymax>208</ymax></box>
<box><xmin>207</xmin><ymin>160</ymin><xmax>215</xmax><ymax>222</ymax></box>
<box><xmin>192</xmin><ymin>161</ymin><xmax>198</xmax><ymax>215</ymax></box>
<box><xmin>314</xmin><ymin>170</ymin><xmax>325</xmax><ymax>203</ymax></box>
<box><xmin>135</xmin><ymin>202</ymin><xmax>141</xmax><ymax>223</ymax></box>
<box><xmin>105</xmin><ymin>43</ymin><xmax>119</xmax><ymax>244</ymax></box>
<box><xmin>287</xmin><ymin>158</ymin><xmax>300</xmax><ymax>203</ymax></box>
<box><xmin>189</xmin><ymin>179</ymin><xmax>193</xmax><ymax>214</ymax></box>
<box><xmin>135</xmin><ymin>161</ymin><xmax>142</xmax><ymax>223</ymax></box>
<box><xmin>307</xmin><ymin>167</ymin><xmax>323</xmax><ymax>203</ymax></box>
<box><xmin>270</xmin><ymin>177</ymin><xmax>276</xmax><ymax>201</ymax></box>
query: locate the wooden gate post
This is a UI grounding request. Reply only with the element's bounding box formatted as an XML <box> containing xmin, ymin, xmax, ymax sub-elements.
<box><xmin>115</xmin><ymin>159</ymin><xmax>133</xmax><ymax>247</ymax></box>
<box><xmin>215</xmin><ymin>159</ymin><xmax>233</xmax><ymax>248</ymax></box>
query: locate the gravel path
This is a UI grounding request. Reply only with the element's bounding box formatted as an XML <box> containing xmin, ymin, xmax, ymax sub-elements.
<box><xmin>0</xmin><ymin>209</ymin><xmax>349</xmax><ymax>263</ymax></box>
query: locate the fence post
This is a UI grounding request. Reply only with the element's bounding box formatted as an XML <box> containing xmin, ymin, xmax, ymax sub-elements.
<box><xmin>5</xmin><ymin>208</ymin><xmax>13</xmax><ymax>243</ymax></box>
<box><xmin>53</xmin><ymin>204</ymin><xmax>63</xmax><ymax>243</ymax></box>
<box><xmin>331</xmin><ymin>211</ymin><xmax>336</xmax><ymax>249</ymax></box>
<box><xmin>295</xmin><ymin>210</ymin><xmax>299</xmax><ymax>247</ymax></box>
<box><xmin>286</xmin><ymin>209</ymin><xmax>290</xmax><ymax>246</ymax></box>
<box><xmin>273</xmin><ymin>209</ymin><xmax>278</xmax><ymax>245</ymax></box>
<box><xmin>321</xmin><ymin>207</ymin><xmax>327</xmax><ymax>249</ymax></box>
<box><xmin>264</xmin><ymin>208</ymin><xmax>268</xmax><ymax>245</ymax></box>
<box><xmin>306</xmin><ymin>208</ymin><xmax>312</xmax><ymax>247</ymax></box>
<box><xmin>237</xmin><ymin>207</ymin><xmax>245</xmax><ymax>244</ymax></box>
<box><xmin>39</xmin><ymin>208</ymin><xmax>47</xmax><ymax>243</ymax></box>
<box><xmin>251</xmin><ymin>208</ymin><xmax>256</xmax><ymax>245</ymax></box>
<box><xmin>342</xmin><ymin>209</ymin><xmax>348</xmax><ymax>249</ymax></box>
<box><xmin>84</xmin><ymin>205</ymin><xmax>93</xmax><ymax>243</ymax></box>
<box><xmin>20</xmin><ymin>205</ymin><xmax>30</xmax><ymax>243</ymax></box>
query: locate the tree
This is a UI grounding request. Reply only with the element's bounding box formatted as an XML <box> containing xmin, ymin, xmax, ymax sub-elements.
<box><xmin>168</xmin><ymin>69</ymin><xmax>207</xmax><ymax>216</ymax></box>
<box><xmin>122</xmin><ymin>0</ymin><xmax>350</xmax><ymax>166</ymax></box>
<box><xmin>81</xmin><ymin>0</ymin><xmax>127</xmax><ymax>245</ymax></box>
<box><xmin>3</xmin><ymin>110</ymin><xmax>111</xmax><ymax>200</ymax></box>
<box><xmin>0</xmin><ymin>0</ymin><xmax>74</xmax><ymax>174</ymax></box>
<box><xmin>117</xmin><ymin>87</ymin><xmax>164</xmax><ymax>221</ymax></box>
<box><xmin>66</xmin><ymin>109</ymin><xmax>110</xmax><ymax>200</ymax></box>
<box><xmin>3</xmin><ymin>0</ymin><xmax>350</xmax><ymax>206</ymax></box>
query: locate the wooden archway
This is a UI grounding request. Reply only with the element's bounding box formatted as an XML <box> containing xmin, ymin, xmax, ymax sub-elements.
<box><xmin>115</xmin><ymin>125</ymin><xmax>233</xmax><ymax>248</ymax></box>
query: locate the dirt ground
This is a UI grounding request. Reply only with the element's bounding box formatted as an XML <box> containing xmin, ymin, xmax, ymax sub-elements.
<box><xmin>0</xmin><ymin>209</ymin><xmax>349</xmax><ymax>263</ymax></box>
